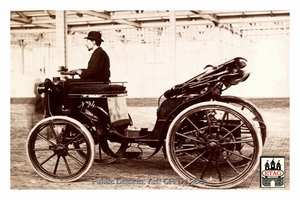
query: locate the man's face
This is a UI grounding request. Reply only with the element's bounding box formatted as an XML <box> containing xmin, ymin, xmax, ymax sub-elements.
<box><xmin>85</xmin><ymin>39</ymin><xmax>94</xmax><ymax>51</ymax></box>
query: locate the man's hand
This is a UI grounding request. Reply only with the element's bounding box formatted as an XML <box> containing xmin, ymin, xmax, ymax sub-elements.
<box><xmin>69</xmin><ymin>69</ymin><xmax>82</xmax><ymax>75</ymax></box>
<box><xmin>76</xmin><ymin>69</ymin><xmax>83</xmax><ymax>75</ymax></box>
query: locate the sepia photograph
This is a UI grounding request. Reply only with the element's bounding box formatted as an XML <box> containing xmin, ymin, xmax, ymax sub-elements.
<box><xmin>8</xmin><ymin>1</ymin><xmax>296</xmax><ymax>197</ymax></box>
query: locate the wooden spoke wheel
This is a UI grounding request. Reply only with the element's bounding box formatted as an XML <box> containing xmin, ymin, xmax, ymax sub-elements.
<box><xmin>165</xmin><ymin>101</ymin><xmax>262</xmax><ymax>189</ymax></box>
<box><xmin>26</xmin><ymin>116</ymin><xmax>95</xmax><ymax>182</ymax></box>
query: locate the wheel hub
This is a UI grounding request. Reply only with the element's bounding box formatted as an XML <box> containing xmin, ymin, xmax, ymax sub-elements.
<box><xmin>207</xmin><ymin>140</ymin><xmax>220</xmax><ymax>151</ymax></box>
<box><xmin>50</xmin><ymin>144</ymin><xmax>68</xmax><ymax>156</ymax></box>
<box><xmin>209</xmin><ymin>141</ymin><xmax>218</xmax><ymax>147</ymax></box>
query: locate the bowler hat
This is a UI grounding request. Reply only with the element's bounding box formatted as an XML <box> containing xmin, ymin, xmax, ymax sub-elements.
<box><xmin>84</xmin><ymin>31</ymin><xmax>104</xmax><ymax>42</ymax></box>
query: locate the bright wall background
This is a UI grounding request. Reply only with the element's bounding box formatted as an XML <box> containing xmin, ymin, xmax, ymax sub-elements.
<box><xmin>10</xmin><ymin>25</ymin><xmax>289</xmax><ymax>98</ymax></box>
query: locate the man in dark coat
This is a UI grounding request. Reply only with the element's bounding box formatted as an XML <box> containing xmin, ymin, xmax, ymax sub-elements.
<box><xmin>74</xmin><ymin>31</ymin><xmax>110</xmax><ymax>82</ymax></box>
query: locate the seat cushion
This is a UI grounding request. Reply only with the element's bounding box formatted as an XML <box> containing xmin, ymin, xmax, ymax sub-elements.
<box><xmin>65</xmin><ymin>79</ymin><xmax>126</xmax><ymax>94</ymax></box>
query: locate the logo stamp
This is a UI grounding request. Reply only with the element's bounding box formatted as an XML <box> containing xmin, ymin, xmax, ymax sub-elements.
<box><xmin>260</xmin><ymin>156</ymin><xmax>285</xmax><ymax>188</ymax></box>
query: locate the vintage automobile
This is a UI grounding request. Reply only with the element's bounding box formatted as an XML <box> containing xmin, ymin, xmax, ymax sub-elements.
<box><xmin>26</xmin><ymin>57</ymin><xmax>266</xmax><ymax>188</ymax></box>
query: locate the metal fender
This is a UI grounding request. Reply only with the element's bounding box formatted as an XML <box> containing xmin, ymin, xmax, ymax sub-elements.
<box><xmin>158</xmin><ymin>96</ymin><xmax>207</xmax><ymax>145</ymax></box>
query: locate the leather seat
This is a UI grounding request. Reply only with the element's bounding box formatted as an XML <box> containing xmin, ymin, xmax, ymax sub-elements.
<box><xmin>64</xmin><ymin>79</ymin><xmax>126</xmax><ymax>94</ymax></box>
